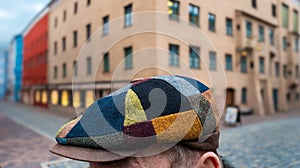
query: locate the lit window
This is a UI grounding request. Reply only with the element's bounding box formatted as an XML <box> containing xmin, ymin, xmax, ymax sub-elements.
<box><xmin>73</xmin><ymin>91</ymin><xmax>81</xmax><ymax>108</ymax></box>
<box><xmin>51</xmin><ymin>90</ymin><xmax>59</xmax><ymax>105</ymax></box>
<box><xmin>85</xmin><ymin>91</ymin><xmax>94</xmax><ymax>108</ymax></box>
<box><xmin>168</xmin><ymin>0</ymin><xmax>180</xmax><ymax>21</ymax></box>
<box><xmin>189</xmin><ymin>4</ymin><xmax>199</xmax><ymax>26</ymax></box>
<box><xmin>169</xmin><ymin>44</ymin><xmax>179</xmax><ymax>66</ymax></box>
<box><xmin>124</xmin><ymin>4</ymin><xmax>132</xmax><ymax>27</ymax></box>
<box><xmin>35</xmin><ymin>90</ymin><xmax>41</xmax><ymax>103</ymax></box>
<box><xmin>42</xmin><ymin>90</ymin><xmax>47</xmax><ymax>104</ymax></box>
<box><xmin>61</xmin><ymin>90</ymin><xmax>69</xmax><ymax>107</ymax></box>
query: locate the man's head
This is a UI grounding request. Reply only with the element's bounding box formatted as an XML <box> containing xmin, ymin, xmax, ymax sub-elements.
<box><xmin>50</xmin><ymin>76</ymin><xmax>228</xmax><ymax>167</ymax></box>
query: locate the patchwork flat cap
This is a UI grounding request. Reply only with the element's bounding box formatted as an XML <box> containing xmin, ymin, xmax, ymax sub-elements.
<box><xmin>50</xmin><ymin>75</ymin><xmax>220</xmax><ymax>162</ymax></box>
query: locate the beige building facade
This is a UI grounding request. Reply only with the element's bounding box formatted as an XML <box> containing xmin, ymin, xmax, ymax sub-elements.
<box><xmin>48</xmin><ymin>0</ymin><xmax>300</xmax><ymax>115</ymax></box>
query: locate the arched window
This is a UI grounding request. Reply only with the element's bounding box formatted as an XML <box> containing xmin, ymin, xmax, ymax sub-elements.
<box><xmin>42</xmin><ymin>90</ymin><xmax>48</xmax><ymax>104</ymax></box>
<box><xmin>61</xmin><ymin>90</ymin><xmax>69</xmax><ymax>107</ymax></box>
<box><xmin>51</xmin><ymin>90</ymin><xmax>59</xmax><ymax>105</ymax></box>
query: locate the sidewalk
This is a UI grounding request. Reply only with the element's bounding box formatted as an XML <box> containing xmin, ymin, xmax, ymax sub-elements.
<box><xmin>0</xmin><ymin>113</ymin><xmax>60</xmax><ymax>168</ymax></box>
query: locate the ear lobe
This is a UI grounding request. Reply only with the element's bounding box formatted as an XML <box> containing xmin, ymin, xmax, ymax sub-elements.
<box><xmin>196</xmin><ymin>152</ymin><xmax>221</xmax><ymax>168</ymax></box>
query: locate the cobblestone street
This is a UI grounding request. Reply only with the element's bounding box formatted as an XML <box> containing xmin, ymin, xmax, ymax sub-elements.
<box><xmin>0</xmin><ymin>101</ymin><xmax>300</xmax><ymax>168</ymax></box>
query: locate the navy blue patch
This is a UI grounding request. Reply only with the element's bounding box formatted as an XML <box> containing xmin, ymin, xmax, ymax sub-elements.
<box><xmin>56</xmin><ymin>137</ymin><xmax>67</xmax><ymax>145</ymax></box>
<box><xmin>175</xmin><ymin>75</ymin><xmax>209</xmax><ymax>93</ymax></box>
<box><xmin>131</xmin><ymin>79</ymin><xmax>192</xmax><ymax>119</ymax></box>
<box><xmin>66</xmin><ymin>121</ymin><xmax>89</xmax><ymax>138</ymax></box>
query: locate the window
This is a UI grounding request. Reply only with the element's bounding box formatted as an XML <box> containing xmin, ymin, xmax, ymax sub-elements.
<box><xmin>73</xmin><ymin>30</ymin><xmax>77</xmax><ymax>47</ymax></box>
<box><xmin>62</xmin><ymin>63</ymin><xmax>67</xmax><ymax>78</ymax></box>
<box><xmin>282</xmin><ymin>4</ymin><xmax>289</xmax><ymax>28</ymax></box>
<box><xmin>124</xmin><ymin>47</ymin><xmax>133</xmax><ymax>69</ymax></box>
<box><xmin>51</xmin><ymin>90</ymin><xmax>59</xmax><ymax>105</ymax></box>
<box><xmin>87</xmin><ymin>0</ymin><xmax>91</xmax><ymax>6</ymax></box>
<box><xmin>87</xmin><ymin>57</ymin><xmax>92</xmax><ymax>75</ymax></box>
<box><xmin>103</xmin><ymin>15</ymin><xmax>109</xmax><ymax>35</ymax></box>
<box><xmin>258</xmin><ymin>25</ymin><xmax>264</xmax><ymax>42</ymax></box>
<box><xmin>168</xmin><ymin>0</ymin><xmax>180</xmax><ymax>21</ymax></box>
<box><xmin>54</xmin><ymin>41</ymin><xmax>57</xmax><ymax>55</ymax></box>
<box><xmin>209</xmin><ymin>51</ymin><xmax>216</xmax><ymax>70</ymax></box>
<box><xmin>63</xmin><ymin>10</ymin><xmax>67</xmax><ymax>21</ymax></box>
<box><xmin>86</xmin><ymin>23</ymin><xmax>91</xmax><ymax>40</ymax></box>
<box><xmin>225</xmin><ymin>54</ymin><xmax>233</xmax><ymax>71</ymax></box>
<box><xmin>73</xmin><ymin>91</ymin><xmax>81</xmax><ymax>108</ymax></box>
<box><xmin>189</xmin><ymin>4</ymin><xmax>199</xmax><ymax>26</ymax></box>
<box><xmin>54</xmin><ymin>17</ymin><xmax>58</xmax><ymax>27</ymax></box>
<box><xmin>283</xmin><ymin>37</ymin><xmax>287</xmax><ymax>51</ymax></box>
<box><xmin>272</xmin><ymin>4</ymin><xmax>277</xmax><ymax>17</ymax></box>
<box><xmin>246</xmin><ymin>21</ymin><xmax>252</xmax><ymax>38</ymax></box>
<box><xmin>226</xmin><ymin>18</ymin><xmax>233</xmax><ymax>36</ymax></box>
<box><xmin>259</xmin><ymin>57</ymin><xmax>265</xmax><ymax>73</ymax></box>
<box><xmin>62</xmin><ymin>37</ymin><xmax>66</xmax><ymax>52</ymax></box>
<box><xmin>169</xmin><ymin>44</ymin><xmax>179</xmax><ymax>66</ymax></box>
<box><xmin>275</xmin><ymin>62</ymin><xmax>280</xmax><ymax>77</ymax></box>
<box><xmin>269</xmin><ymin>29</ymin><xmax>274</xmax><ymax>46</ymax></box>
<box><xmin>103</xmin><ymin>52</ymin><xmax>110</xmax><ymax>72</ymax></box>
<box><xmin>208</xmin><ymin>13</ymin><xmax>216</xmax><ymax>32</ymax></box>
<box><xmin>124</xmin><ymin>4</ymin><xmax>133</xmax><ymax>27</ymax></box>
<box><xmin>73</xmin><ymin>61</ymin><xmax>78</xmax><ymax>76</ymax></box>
<box><xmin>293</xmin><ymin>10</ymin><xmax>299</xmax><ymax>32</ymax></box>
<box><xmin>283</xmin><ymin>65</ymin><xmax>287</xmax><ymax>78</ymax></box>
<box><xmin>252</xmin><ymin>0</ymin><xmax>257</xmax><ymax>8</ymax></box>
<box><xmin>296</xmin><ymin>65</ymin><xmax>299</xmax><ymax>78</ymax></box>
<box><xmin>295</xmin><ymin>37</ymin><xmax>299</xmax><ymax>52</ymax></box>
<box><xmin>241</xmin><ymin>56</ymin><xmax>247</xmax><ymax>73</ymax></box>
<box><xmin>189</xmin><ymin>46</ymin><xmax>200</xmax><ymax>69</ymax></box>
<box><xmin>61</xmin><ymin>90</ymin><xmax>69</xmax><ymax>107</ymax></box>
<box><xmin>74</xmin><ymin>2</ymin><xmax>78</xmax><ymax>14</ymax></box>
<box><xmin>54</xmin><ymin>66</ymin><xmax>58</xmax><ymax>79</ymax></box>
<box><xmin>242</xmin><ymin>88</ymin><xmax>247</xmax><ymax>104</ymax></box>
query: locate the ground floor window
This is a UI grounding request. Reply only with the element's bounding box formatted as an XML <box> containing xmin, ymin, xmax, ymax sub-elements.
<box><xmin>51</xmin><ymin>90</ymin><xmax>59</xmax><ymax>105</ymax></box>
<box><xmin>85</xmin><ymin>90</ymin><xmax>94</xmax><ymax>108</ymax></box>
<box><xmin>35</xmin><ymin>90</ymin><xmax>41</xmax><ymax>103</ymax></box>
<box><xmin>73</xmin><ymin>91</ymin><xmax>81</xmax><ymax>108</ymax></box>
<box><xmin>61</xmin><ymin>90</ymin><xmax>69</xmax><ymax>107</ymax></box>
<box><xmin>42</xmin><ymin>90</ymin><xmax>48</xmax><ymax>104</ymax></box>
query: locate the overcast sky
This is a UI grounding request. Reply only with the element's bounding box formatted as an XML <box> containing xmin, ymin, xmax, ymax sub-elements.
<box><xmin>0</xmin><ymin>0</ymin><xmax>50</xmax><ymax>51</ymax></box>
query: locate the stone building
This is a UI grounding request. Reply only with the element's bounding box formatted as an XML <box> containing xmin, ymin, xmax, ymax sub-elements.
<box><xmin>47</xmin><ymin>0</ymin><xmax>300</xmax><ymax>115</ymax></box>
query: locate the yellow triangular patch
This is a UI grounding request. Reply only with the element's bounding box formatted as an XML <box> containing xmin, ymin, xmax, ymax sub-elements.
<box><xmin>124</xmin><ymin>89</ymin><xmax>147</xmax><ymax>126</ymax></box>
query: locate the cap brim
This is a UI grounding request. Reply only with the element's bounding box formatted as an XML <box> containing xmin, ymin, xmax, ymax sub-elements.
<box><xmin>49</xmin><ymin>144</ymin><xmax>127</xmax><ymax>162</ymax></box>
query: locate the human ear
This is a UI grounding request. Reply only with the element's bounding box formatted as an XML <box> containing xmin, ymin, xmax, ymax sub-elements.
<box><xmin>195</xmin><ymin>152</ymin><xmax>221</xmax><ymax>168</ymax></box>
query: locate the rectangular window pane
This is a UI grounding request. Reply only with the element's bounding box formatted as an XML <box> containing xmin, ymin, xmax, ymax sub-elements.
<box><xmin>225</xmin><ymin>54</ymin><xmax>233</xmax><ymax>71</ymax></box>
<box><xmin>252</xmin><ymin>0</ymin><xmax>257</xmax><ymax>8</ymax></box>
<box><xmin>209</xmin><ymin>51</ymin><xmax>216</xmax><ymax>70</ymax></box>
<box><xmin>272</xmin><ymin>4</ymin><xmax>277</xmax><ymax>17</ymax></box>
<box><xmin>103</xmin><ymin>15</ymin><xmax>109</xmax><ymax>35</ymax></box>
<box><xmin>189</xmin><ymin>46</ymin><xmax>200</xmax><ymax>69</ymax></box>
<box><xmin>54</xmin><ymin>66</ymin><xmax>57</xmax><ymax>79</ymax></box>
<box><xmin>295</xmin><ymin>37</ymin><xmax>299</xmax><ymax>52</ymax></box>
<box><xmin>86</xmin><ymin>24</ymin><xmax>91</xmax><ymax>40</ymax></box>
<box><xmin>275</xmin><ymin>62</ymin><xmax>280</xmax><ymax>77</ymax></box>
<box><xmin>73</xmin><ymin>31</ymin><xmax>77</xmax><ymax>47</ymax></box>
<box><xmin>54</xmin><ymin>41</ymin><xmax>57</xmax><ymax>55</ymax></box>
<box><xmin>74</xmin><ymin>2</ymin><xmax>78</xmax><ymax>14</ymax></box>
<box><xmin>241</xmin><ymin>56</ymin><xmax>247</xmax><ymax>73</ymax></box>
<box><xmin>246</xmin><ymin>21</ymin><xmax>252</xmax><ymax>38</ymax></box>
<box><xmin>283</xmin><ymin>65</ymin><xmax>287</xmax><ymax>78</ymax></box>
<box><xmin>125</xmin><ymin>47</ymin><xmax>133</xmax><ymax>69</ymax></box>
<box><xmin>293</xmin><ymin>10</ymin><xmax>299</xmax><ymax>32</ymax></box>
<box><xmin>282</xmin><ymin>4</ymin><xmax>289</xmax><ymax>28</ymax></box>
<box><xmin>208</xmin><ymin>13</ymin><xmax>216</xmax><ymax>32</ymax></box>
<box><xmin>296</xmin><ymin>65</ymin><xmax>299</xmax><ymax>78</ymax></box>
<box><xmin>269</xmin><ymin>29</ymin><xmax>274</xmax><ymax>46</ymax></box>
<box><xmin>242</xmin><ymin>88</ymin><xmax>247</xmax><ymax>104</ymax></box>
<box><xmin>62</xmin><ymin>63</ymin><xmax>66</xmax><ymax>78</ymax></box>
<box><xmin>258</xmin><ymin>25</ymin><xmax>264</xmax><ymax>42</ymax></box>
<box><xmin>283</xmin><ymin>37</ymin><xmax>287</xmax><ymax>50</ymax></box>
<box><xmin>226</xmin><ymin>18</ymin><xmax>233</xmax><ymax>36</ymax></box>
<box><xmin>124</xmin><ymin>4</ymin><xmax>132</xmax><ymax>27</ymax></box>
<box><xmin>103</xmin><ymin>53</ymin><xmax>110</xmax><ymax>72</ymax></box>
<box><xmin>62</xmin><ymin>37</ymin><xmax>66</xmax><ymax>51</ymax></box>
<box><xmin>73</xmin><ymin>61</ymin><xmax>78</xmax><ymax>76</ymax></box>
<box><xmin>168</xmin><ymin>0</ymin><xmax>180</xmax><ymax>21</ymax></box>
<box><xmin>259</xmin><ymin>57</ymin><xmax>265</xmax><ymax>73</ymax></box>
<box><xmin>169</xmin><ymin>44</ymin><xmax>179</xmax><ymax>66</ymax></box>
<box><xmin>87</xmin><ymin>57</ymin><xmax>92</xmax><ymax>75</ymax></box>
<box><xmin>189</xmin><ymin>4</ymin><xmax>199</xmax><ymax>26</ymax></box>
